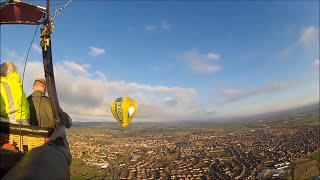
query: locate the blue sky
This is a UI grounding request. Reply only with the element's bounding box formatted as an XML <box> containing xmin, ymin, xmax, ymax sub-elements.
<box><xmin>1</xmin><ymin>1</ymin><xmax>319</xmax><ymax>122</ymax></box>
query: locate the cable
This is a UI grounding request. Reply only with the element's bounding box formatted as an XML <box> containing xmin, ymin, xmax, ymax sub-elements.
<box><xmin>21</xmin><ymin>25</ymin><xmax>40</xmax><ymax>85</ymax></box>
<box><xmin>51</xmin><ymin>1</ymin><xmax>69</xmax><ymax>7</ymax></box>
<box><xmin>19</xmin><ymin>24</ymin><xmax>40</xmax><ymax>151</ymax></box>
<box><xmin>51</xmin><ymin>0</ymin><xmax>72</xmax><ymax>21</ymax></box>
<box><xmin>0</xmin><ymin>0</ymin><xmax>10</xmax><ymax>9</ymax></box>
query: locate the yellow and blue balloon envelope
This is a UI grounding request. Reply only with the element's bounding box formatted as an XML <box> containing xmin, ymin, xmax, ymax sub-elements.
<box><xmin>111</xmin><ymin>97</ymin><xmax>137</xmax><ymax>128</ymax></box>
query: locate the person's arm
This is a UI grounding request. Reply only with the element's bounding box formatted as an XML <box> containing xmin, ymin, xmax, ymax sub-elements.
<box><xmin>61</xmin><ymin>110</ymin><xmax>72</xmax><ymax>129</ymax></box>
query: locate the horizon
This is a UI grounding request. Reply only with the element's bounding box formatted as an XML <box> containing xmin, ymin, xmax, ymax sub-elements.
<box><xmin>1</xmin><ymin>1</ymin><xmax>319</xmax><ymax>123</ymax></box>
<box><xmin>71</xmin><ymin>101</ymin><xmax>319</xmax><ymax>123</ymax></box>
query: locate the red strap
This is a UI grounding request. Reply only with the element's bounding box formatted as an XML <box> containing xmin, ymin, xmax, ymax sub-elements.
<box><xmin>13</xmin><ymin>4</ymin><xmax>20</xmax><ymax>21</ymax></box>
<box><xmin>2</xmin><ymin>143</ymin><xmax>19</xmax><ymax>151</ymax></box>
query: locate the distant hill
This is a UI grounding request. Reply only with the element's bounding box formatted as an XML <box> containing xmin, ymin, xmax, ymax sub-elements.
<box><xmin>264</xmin><ymin>102</ymin><xmax>319</xmax><ymax>116</ymax></box>
<box><xmin>71</xmin><ymin>102</ymin><xmax>319</xmax><ymax>127</ymax></box>
<box><xmin>220</xmin><ymin>102</ymin><xmax>319</xmax><ymax>123</ymax></box>
<box><xmin>71</xmin><ymin>121</ymin><xmax>114</xmax><ymax>128</ymax></box>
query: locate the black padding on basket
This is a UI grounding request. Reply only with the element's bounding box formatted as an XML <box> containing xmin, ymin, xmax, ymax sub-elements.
<box><xmin>0</xmin><ymin>122</ymin><xmax>54</xmax><ymax>137</ymax></box>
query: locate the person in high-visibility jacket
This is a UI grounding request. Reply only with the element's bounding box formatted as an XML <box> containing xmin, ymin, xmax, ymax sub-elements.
<box><xmin>0</xmin><ymin>62</ymin><xmax>30</xmax><ymax>125</ymax></box>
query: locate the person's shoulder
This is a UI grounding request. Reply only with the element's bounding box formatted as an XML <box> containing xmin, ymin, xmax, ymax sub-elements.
<box><xmin>40</xmin><ymin>93</ymin><xmax>50</xmax><ymax>99</ymax></box>
<box><xmin>0</xmin><ymin>76</ymin><xmax>7</xmax><ymax>83</ymax></box>
<box><xmin>39</xmin><ymin>92</ymin><xmax>49</xmax><ymax>97</ymax></box>
<box><xmin>7</xmin><ymin>72</ymin><xmax>21</xmax><ymax>81</ymax></box>
<box><xmin>40</xmin><ymin>94</ymin><xmax>51</xmax><ymax>102</ymax></box>
<box><xmin>30</xmin><ymin>91</ymin><xmax>49</xmax><ymax>98</ymax></box>
<box><xmin>35</xmin><ymin>92</ymin><xmax>51</xmax><ymax>105</ymax></box>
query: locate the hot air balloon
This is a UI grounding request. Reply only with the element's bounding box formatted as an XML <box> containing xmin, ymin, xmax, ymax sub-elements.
<box><xmin>111</xmin><ymin>97</ymin><xmax>138</xmax><ymax>128</ymax></box>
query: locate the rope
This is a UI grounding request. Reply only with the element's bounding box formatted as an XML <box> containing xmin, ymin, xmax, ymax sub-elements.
<box><xmin>51</xmin><ymin>0</ymin><xmax>72</xmax><ymax>21</ymax></box>
<box><xmin>0</xmin><ymin>0</ymin><xmax>10</xmax><ymax>9</ymax></box>
<box><xmin>19</xmin><ymin>24</ymin><xmax>40</xmax><ymax>151</ymax></box>
<box><xmin>50</xmin><ymin>1</ymin><xmax>70</xmax><ymax>7</ymax></box>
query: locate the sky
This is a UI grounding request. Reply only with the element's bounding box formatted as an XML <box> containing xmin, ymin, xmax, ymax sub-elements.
<box><xmin>0</xmin><ymin>1</ymin><xmax>319</xmax><ymax>122</ymax></box>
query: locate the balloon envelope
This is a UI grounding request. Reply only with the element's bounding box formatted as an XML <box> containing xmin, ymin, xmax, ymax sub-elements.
<box><xmin>111</xmin><ymin>97</ymin><xmax>138</xmax><ymax>128</ymax></box>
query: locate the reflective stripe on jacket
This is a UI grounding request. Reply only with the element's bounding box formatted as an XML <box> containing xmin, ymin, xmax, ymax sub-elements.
<box><xmin>0</xmin><ymin>72</ymin><xmax>30</xmax><ymax>121</ymax></box>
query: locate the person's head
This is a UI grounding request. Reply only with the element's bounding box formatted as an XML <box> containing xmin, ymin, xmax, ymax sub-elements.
<box><xmin>33</xmin><ymin>78</ymin><xmax>46</xmax><ymax>93</ymax></box>
<box><xmin>0</xmin><ymin>62</ymin><xmax>17</xmax><ymax>77</ymax></box>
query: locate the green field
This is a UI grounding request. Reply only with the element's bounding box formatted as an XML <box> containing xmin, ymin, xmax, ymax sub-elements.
<box><xmin>67</xmin><ymin>121</ymin><xmax>256</xmax><ymax>139</ymax></box>
<box><xmin>68</xmin><ymin>109</ymin><xmax>319</xmax><ymax>138</ymax></box>
<box><xmin>215</xmin><ymin>124</ymin><xmax>251</xmax><ymax>134</ymax></box>
<box><xmin>70</xmin><ymin>174</ymin><xmax>89</xmax><ymax>180</ymax></box>
<box><xmin>70</xmin><ymin>158</ymin><xmax>100</xmax><ymax>179</ymax></box>
<box><xmin>310</xmin><ymin>150</ymin><xmax>320</xmax><ymax>162</ymax></box>
<box><xmin>293</xmin><ymin>159</ymin><xmax>320</xmax><ymax>180</ymax></box>
<box><xmin>292</xmin><ymin>114</ymin><xmax>320</xmax><ymax>126</ymax></box>
<box><xmin>212</xmin><ymin>151</ymin><xmax>228</xmax><ymax>157</ymax></box>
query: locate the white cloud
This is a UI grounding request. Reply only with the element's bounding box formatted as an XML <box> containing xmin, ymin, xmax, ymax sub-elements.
<box><xmin>216</xmin><ymin>92</ymin><xmax>319</xmax><ymax>118</ymax></box>
<box><xmin>146</xmin><ymin>25</ymin><xmax>158</xmax><ymax>31</ymax></box>
<box><xmin>32</xmin><ymin>43</ymin><xmax>42</xmax><ymax>54</ymax></box>
<box><xmin>63</xmin><ymin>60</ymin><xmax>90</xmax><ymax>76</ymax></box>
<box><xmin>95</xmin><ymin>71</ymin><xmax>107</xmax><ymax>81</ymax></box>
<box><xmin>298</xmin><ymin>26</ymin><xmax>318</xmax><ymax>48</ymax></box>
<box><xmin>19</xmin><ymin>58</ymin><xmax>308</xmax><ymax>122</ymax></box>
<box><xmin>4</xmin><ymin>49</ymin><xmax>24</xmax><ymax>61</ymax></box>
<box><xmin>11</xmin><ymin>56</ymin><xmax>203</xmax><ymax>122</ymax></box>
<box><xmin>313</xmin><ymin>59</ymin><xmax>319</xmax><ymax>75</ymax></box>
<box><xmin>221</xmin><ymin>89</ymin><xmax>242</xmax><ymax>97</ymax></box>
<box><xmin>83</xmin><ymin>64</ymin><xmax>91</xmax><ymax>68</ymax></box>
<box><xmin>146</xmin><ymin>20</ymin><xmax>170</xmax><ymax>31</ymax></box>
<box><xmin>193</xmin><ymin>64</ymin><xmax>220</xmax><ymax>74</ymax></box>
<box><xmin>278</xmin><ymin>47</ymin><xmax>293</xmax><ymax>59</ymax></box>
<box><xmin>161</xmin><ymin>21</ymin><xmax>170</xmax><ymax>30</ymax></box>
<box><xmin>181</xmin><ymin>49</ymin><xmax>221</xmax><ymax>74</ymax></box>
<box><xmin>220</xmin><ymin>81</ymin><xmax>300</xmax><ymax>103</ymax></box>
<box><xmin>54</xmin><ymin>70</ymin><xmax>201</xmax><ymax>121</ymax></box>
<box><xmin>207</xmin><ymin>53</ymin><xmax>220</xmax><ymax>60</ymax></box>
<box><xmin>4</xmin><ymin>49</ymin><xmax>316</xmax><ymax>123</ymax></box>
<box><xmin>163</xmin><ymin>97</ymin><xmax>178</xmax><ymax>106</ymax></box>
<box><xmin>279</xmin><ymin>26</ymin><xmax>319</xmax><ymax>58</ymax></box>
<box><xmin>88</xmin><ymin>46</ymin><xmax>105</xmax><ymax>57</ymax></box>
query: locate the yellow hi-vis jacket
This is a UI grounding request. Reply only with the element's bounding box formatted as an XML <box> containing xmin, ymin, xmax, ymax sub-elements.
<box><xmin>0</xmin><ymin>72</ymin><xmax>30</xmax><ymax>122</ymax></box>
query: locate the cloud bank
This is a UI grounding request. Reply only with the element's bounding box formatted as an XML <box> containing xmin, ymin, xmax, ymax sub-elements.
<box><xmin>220</xmin><ymin>81</ymin><xmax>300</xmax><ymax>103</ymax></box>
<box><xmin>279</xmin><ymin>26</ymin><xmax>319</xmax><ymax>58</ymax></box>
<box><xmin>313</xmin><ymin>59</ymin><xmax>319</xmax><ymax>75</ymax></box>
<box><xmin>146</xmin><ymin>20</ymin><xmax>170</xmax><ymax>31</ymax></box>
<box><xmin>18</xmin><ymin>59</ymin><xmax>205</xmax><ymax>122</ymax></box>
<box><xmin>32</xmin><ymin>44</ymin><xmax>42</xmax><ymax>54</ymax></box>
<box><xmin>2</xmin><ymin>49</ymin><xmax>316</xmax><ymax>122</ymax></box>
<box><xmin>181</xmin><ymin>49</ymin><xmax>221</xmax><ymax>74</ymax></box>
<box><xmin>88</xmin><ymin>46</ymin><xmax>105</xmax><ymax>57</ymax></box>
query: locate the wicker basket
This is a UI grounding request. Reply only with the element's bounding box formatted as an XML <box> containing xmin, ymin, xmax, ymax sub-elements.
<box><xmin>0</xmin><ymin>133</ymin><xmax>46</xmax><ymax>152</ymax></box>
